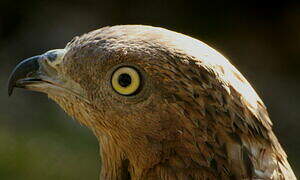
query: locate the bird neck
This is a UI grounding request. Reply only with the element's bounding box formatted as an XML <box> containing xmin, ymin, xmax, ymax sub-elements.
<box><xmin>97</xmin><ymin>130</ymin><xmax>164</xmax><ymax>179</ymax></box>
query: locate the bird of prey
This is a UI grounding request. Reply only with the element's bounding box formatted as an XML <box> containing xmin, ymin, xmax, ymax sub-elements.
<box><xmin>8</xmin><ymin>25</ymin><xmax>296</xmax><ymax>179</ymax></box>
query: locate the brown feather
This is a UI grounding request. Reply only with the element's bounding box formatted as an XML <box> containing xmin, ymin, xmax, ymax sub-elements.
<box><xmin>27</xmin><ymin>25</ymin><xmax>296</xmax><ymax>179</ymax></box>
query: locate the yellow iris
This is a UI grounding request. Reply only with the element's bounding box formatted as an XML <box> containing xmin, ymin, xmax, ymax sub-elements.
<box><xmin>111</xmin><ymin>67</ymin><xmax>140</xmax><ymax>95</ymax></box>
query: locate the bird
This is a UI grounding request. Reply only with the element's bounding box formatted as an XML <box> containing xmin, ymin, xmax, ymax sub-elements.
<box><xmin>8</xmin><ymin>25</ymin><xmax>296</xmax><ymax>179</ymax></box>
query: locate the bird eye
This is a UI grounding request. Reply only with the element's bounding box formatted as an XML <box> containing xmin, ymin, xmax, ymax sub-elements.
<box><xmin>111</xmin><ymin>67</ymin><xmax>141</xmax><ymax>96</ymax></box>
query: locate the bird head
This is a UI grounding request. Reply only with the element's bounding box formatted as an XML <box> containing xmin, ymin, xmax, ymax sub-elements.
<box><xmin>8</xmin><ymin>25</ymin><xmax>219</xmax><ymax>166</ymax></box>
<box><xmin>8</xmin><ymin>26</ymin><xmax>200</xmax><ymax>134</ymax></box>
<box><xmin>9</xmin><ymin>25</ymin><xmax>295</xmax><ymax>179</ymax></box>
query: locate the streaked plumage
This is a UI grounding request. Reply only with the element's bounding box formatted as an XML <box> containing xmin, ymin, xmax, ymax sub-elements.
<box><xmin>8</xmin><ymin>25</ymin><xmax>296</xmax><ymax>179</ymax></box>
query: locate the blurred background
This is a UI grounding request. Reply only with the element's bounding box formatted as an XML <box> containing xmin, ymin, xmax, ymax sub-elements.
<box><xmin>0</xmin><ymin>0</ymin><xmax>299</xmax><ymax>179</ymax></box>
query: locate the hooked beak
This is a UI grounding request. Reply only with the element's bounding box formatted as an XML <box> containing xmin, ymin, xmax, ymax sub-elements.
<box><xmin>8</xmin><ymin>55</ymin><xmax>43</xmax><ymax>96</ymax></box>
<box><xmin>7</xmin><ymin>49</ymin><xmax>68</xmax><ymax>96</ymax></box>
<box><xmin>7</xmin><ymin>49</ymin><xmax>88</xmax><ymax>102</ymax></box>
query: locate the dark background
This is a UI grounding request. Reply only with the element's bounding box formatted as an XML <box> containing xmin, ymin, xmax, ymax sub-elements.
<box><xmin>0</xmin><ymin>0</ymin><xmax>299</xmax><ymax>179</ymax></box>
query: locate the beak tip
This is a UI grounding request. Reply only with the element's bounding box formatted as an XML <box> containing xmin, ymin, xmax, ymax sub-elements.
<box><xmin>8</xmin><ymin>87</ymin><xmax>13</xmax><ymax>96</ymax></box>
<box><xmin>7</xmin><ymin>80</ymin><xmax>15</xmax><ymax>96</ymax></box>
<box><xmin>7</xmin><ymin>69</ymin><xmax>17</xmax><ymax>97</ymax></box>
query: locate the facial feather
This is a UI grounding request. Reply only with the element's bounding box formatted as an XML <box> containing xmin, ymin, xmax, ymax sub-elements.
<box><xmin>8</xmin><ymin>25</ymin><xmax>296</xmax><ymax>179</ymax></box>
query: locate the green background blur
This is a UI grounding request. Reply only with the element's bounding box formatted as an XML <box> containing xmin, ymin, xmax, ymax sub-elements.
<box><xmin>0</xmin><ymin>0</ymin><xmax>299</xmax><ymax>179</ymax></box>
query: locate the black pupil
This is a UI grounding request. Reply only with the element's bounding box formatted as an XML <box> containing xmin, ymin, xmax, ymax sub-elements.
<box><xmin>118</xmin><ymin>73</ymin><xmax>132</xmax><ymax>87</ymax></box>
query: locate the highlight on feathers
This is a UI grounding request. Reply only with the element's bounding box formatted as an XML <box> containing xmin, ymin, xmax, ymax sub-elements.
<box><xmin>7</xmin><ymin>25</ymin><xmax>296</xmax><ymax>179</ymax></box>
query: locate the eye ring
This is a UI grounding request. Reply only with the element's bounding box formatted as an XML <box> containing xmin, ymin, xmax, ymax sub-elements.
<box><xmin>111</xmin><ymin>66</ymin><xmax>141</xmax><ymax>96</ymax></box>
